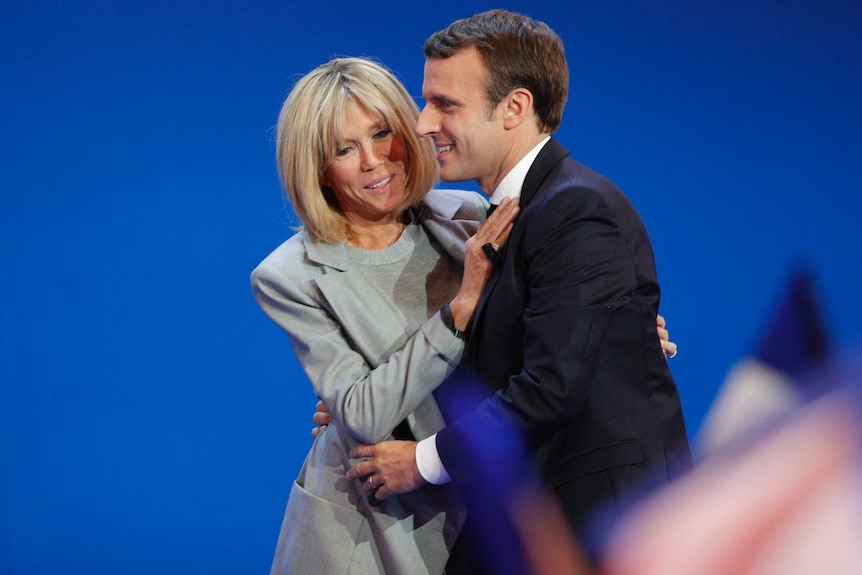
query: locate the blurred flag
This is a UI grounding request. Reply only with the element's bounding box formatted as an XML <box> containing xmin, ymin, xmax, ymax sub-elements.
<box><xmin>603</xmin><ymin>389</ymin><xmax>862</xmax><ymax>575</ymax></box>
<box><xmin>697</xmin><ymin>268</ymin><xmax>831</xmax><ymax>457</ymax></box>
<box><xmin>602</xmin><ymin>269</ymin><xmax>862</xmax><ymax>575</ymax></box>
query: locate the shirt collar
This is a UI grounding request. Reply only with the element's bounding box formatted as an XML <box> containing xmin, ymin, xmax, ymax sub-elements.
<box><xmin>488</xmin><ymin>136</ymin><xmax>551</xmax><ymax>206</ymax></box>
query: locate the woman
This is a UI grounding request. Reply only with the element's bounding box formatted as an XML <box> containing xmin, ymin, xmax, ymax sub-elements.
<box><xmin>251</xmin><ymin>57</ymin><xmax>518</xmax><ymax>575</ymax></box>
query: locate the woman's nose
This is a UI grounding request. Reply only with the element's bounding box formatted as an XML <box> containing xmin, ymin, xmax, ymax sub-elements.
<box><xmin>361</xmin><ymin>141</ymin><xmax>390</xmax><ymax>172</ymax></box>
<box><xmin>360</xmin><ymin>143</ymin><xmax>385</xmax><ymax>171</ymax></box>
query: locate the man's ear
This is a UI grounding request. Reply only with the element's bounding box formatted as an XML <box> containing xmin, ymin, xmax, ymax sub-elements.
<box><xmin>502</xmin><ymin>88</ymin><xmax>534</xmax><ymax>129</ymax></box>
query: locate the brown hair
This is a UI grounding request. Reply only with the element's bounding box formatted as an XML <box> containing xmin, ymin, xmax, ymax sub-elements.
<box><xmin>424</xmin><ymin>9</ymin><xmax>568</xmax><ymax>133</ymax></box>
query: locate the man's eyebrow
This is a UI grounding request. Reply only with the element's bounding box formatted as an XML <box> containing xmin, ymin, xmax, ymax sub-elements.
<box><xmin>425</xmin><ymin>94</ymin><xmax>455</xmax><ymax>105</ymax></box>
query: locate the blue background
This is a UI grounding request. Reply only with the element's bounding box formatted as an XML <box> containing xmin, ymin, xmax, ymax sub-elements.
<box><xmin>2</xmin><ymin>0</ymin><xmax>860</xmax><ymax>572</ymax></box>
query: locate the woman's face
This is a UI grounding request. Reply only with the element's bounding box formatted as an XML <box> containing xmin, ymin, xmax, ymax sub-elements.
<box><xmin>321</xmin><ymin>100</ymin><xmax>408</xmax><ymax>229</ymax></box>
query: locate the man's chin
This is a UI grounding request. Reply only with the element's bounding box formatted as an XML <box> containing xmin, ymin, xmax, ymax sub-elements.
<box><xmin>438</xmin><ymin>167</ymin><xmax>467</xmax><ymax>184</ymax></box>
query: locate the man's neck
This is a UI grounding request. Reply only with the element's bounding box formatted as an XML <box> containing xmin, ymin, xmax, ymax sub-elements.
<box><xmin>485</xmin><ymin>135</ymin><xmax>551</xmax><ymax>204</ymax></box>
<box><xmin>478</xmin><ymin>132</ymin><xmax>549</xmax><ymax>196</ymax></box>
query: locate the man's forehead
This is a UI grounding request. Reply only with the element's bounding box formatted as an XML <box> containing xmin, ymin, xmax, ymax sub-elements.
<box><xmin>421</xmin><ymin>54</ymin><xmax>486</xmax><ymax>95</ymax></box>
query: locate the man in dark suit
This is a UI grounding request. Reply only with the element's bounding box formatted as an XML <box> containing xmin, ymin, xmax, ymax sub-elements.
<box><xmin>348</xmin><ymin>9</ymin><xmax>691</xmax><ymax>572</ymax></box>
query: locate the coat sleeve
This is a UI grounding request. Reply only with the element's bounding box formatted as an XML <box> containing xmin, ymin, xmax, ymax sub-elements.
<box><xmin>250</xmin><ymin>230</ymin><xmax>471</xmax><ymax>445</ymax></box>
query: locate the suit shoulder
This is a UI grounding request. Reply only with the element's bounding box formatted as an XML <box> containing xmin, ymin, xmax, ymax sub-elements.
<box><xmin>541</xmin><ymin>158</ymin><xmax>633</xmax><ymax>211</ymax></box>
<box><xmin>555</xmin><ymin>157</ymin><xmax>622</xmax><ymax>195</ymax></box>
<box><xmin>520</xmin><ymin>160</ymin><xmax>651</xmax><ymax>247</ymax></box>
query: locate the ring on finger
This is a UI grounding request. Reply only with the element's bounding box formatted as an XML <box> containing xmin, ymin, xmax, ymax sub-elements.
<box><xmin>367</xmin><ymin>476</ymin><xmax>377</xmax><ymax>489</ymax></box>
<box><xmin>482</xmin><ymin>242</ymin><xmax>500</xmax><ymax>262</ymax></box>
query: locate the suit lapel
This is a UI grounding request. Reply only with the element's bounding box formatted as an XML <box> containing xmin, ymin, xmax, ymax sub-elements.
<box><xmin>469</xmin><ymin>138</ymin><xmax>571</xmax><ymax>338</ymax></box>
<box><xmin>520</xmin><ymin>138</ymin><xmax>569</xmax><ymax>210</ymax></box>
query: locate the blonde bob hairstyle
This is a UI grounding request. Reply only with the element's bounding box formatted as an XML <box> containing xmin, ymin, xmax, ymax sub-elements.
<box><xmin>276</xmin><ymin>57</ymin><xmax>438</xmax><ymax>244</ymax></box>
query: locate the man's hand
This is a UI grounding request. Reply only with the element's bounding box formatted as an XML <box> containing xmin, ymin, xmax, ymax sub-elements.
<box><xmin>346</xmin><ymin>441</ymin><xmax>427</xmax><ymax>500</ymax></box>
<box><xmin>311</xmin><ymin>400</ymin><xmax>331</xmax><ymax>438</ymax></box>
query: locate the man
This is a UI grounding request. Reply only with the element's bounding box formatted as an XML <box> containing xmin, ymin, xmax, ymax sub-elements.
<box><xmin>346</xmin><ymin>9</ymin><xmax>691</xmax><ymax>571</ymax></box>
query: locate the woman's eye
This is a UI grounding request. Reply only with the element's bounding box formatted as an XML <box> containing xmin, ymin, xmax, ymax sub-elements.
<box><xmin>334</xmin><ymin>145</ymin><xmax>352</xmax><ymax>157</ymax></box>
<box><xmin>373</xmin><ymin>129</ymin><xmax>392</xmax><ymax>139</ymax></box>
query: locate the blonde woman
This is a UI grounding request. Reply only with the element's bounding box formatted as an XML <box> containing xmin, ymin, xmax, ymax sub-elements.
<box><xmin>252</xmin><ymin>57</ymin><xmax>517</xmax><ymax>575</ymax></box>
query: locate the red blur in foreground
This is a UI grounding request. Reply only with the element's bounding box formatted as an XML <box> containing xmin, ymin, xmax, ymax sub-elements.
<box><xmin>601</xmin><ymin>393</ymin><xmax>862</xmax><ymax>575</ymax></box>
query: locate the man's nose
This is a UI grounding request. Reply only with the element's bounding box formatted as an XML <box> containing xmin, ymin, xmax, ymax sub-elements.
<box><xmin>416</xmin><ymin>106</ymin><xmax>437</xmax><ymax>137</ymax></box>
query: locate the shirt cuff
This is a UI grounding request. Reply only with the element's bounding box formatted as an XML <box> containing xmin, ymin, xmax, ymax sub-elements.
<box><xmin>415</xmin><ymin>434</ymin><xmax>452</xmax><ymax>485</ymax></box>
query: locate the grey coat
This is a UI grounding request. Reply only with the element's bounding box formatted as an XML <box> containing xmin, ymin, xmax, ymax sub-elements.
<box><xmin>251</xmin><ymin>188</ymin><xmax>487</xmax><ymax>574</ymax></box>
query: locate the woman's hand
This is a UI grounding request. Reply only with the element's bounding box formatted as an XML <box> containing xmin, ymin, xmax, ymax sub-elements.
<box><xmin>656</xmin><ymin>314</ymin><xmax>678</xmax><ymax>359</ymax></box>
<box><xmin>449</xmin><ymin>197</ymin><xmax>520</xmax><ymax>330</ymax></box>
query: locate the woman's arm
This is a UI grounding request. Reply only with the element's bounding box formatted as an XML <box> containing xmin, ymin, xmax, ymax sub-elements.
<box><xmin>252</xmin><ymin>197</ymin><xmax>519</xmax><ymax>444</ymax></box>
<box><xmin>251</xmin><ymin>253</ymin><xmax>464</xmax><ymax>444</ymax></box>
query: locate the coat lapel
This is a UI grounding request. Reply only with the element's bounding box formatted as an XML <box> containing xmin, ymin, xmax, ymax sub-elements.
<box><xmin>301</xmin><ymin>189</ymin><xmax>485</xmax><ymax>369</ymax></box>
<box><xmin>306</xmin><ymin>235</ymin><xmax>451</xmax><ymax>440</ymax></box>
<box><xmin>304</xmin><ymin>235</ymin><xmax>409</xmax><ymax>368</ymax></box>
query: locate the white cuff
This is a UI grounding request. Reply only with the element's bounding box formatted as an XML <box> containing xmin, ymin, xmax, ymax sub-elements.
<box><xmin>415</xmin><ymin>434</ymin><xmax>452</xmax><ymax>485</ymax></box>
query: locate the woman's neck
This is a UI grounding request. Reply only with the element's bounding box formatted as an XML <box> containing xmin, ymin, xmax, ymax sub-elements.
<box><xmin>346</xmin><ymin>218</ymin><xmax>408</xmax><ymax>250</ymax></box>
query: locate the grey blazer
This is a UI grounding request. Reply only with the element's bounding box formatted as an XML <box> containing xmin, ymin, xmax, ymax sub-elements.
<box><xmin>251</xmin><ymin>188</ymin><xmax>487</xmax><ymax>575</ymax></box>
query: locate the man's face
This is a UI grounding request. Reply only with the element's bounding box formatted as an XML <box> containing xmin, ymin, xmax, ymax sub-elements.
<box><xmin>417</xmin><ymin>47</ymin><xmax>507</xmax><ymax>194</ymax></box>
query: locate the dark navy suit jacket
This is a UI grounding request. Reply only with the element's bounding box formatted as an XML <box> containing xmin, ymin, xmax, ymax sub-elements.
<box><xmin>435</xmin><ymin>138</ymin><xmax>691</xmax><ymax>570</ymax></box>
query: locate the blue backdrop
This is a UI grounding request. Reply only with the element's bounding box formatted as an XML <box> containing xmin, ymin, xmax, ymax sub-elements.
<box><xmin>2</xmin><ymin>0</ymin><xmax>860</xmax><ymax>572</ymax></box>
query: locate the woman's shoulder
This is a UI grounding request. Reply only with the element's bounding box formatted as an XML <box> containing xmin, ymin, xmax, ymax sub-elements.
<box><xmin>417</xmin><ymin>189</ymin><xmax>486</xmax><ymax>261</ymax></box>
<box><xmin>254</xmin><ymin>232</ymin><xmax>306</xmax><ymax>269</ymax></box>
<box><xmin>421</xmin><ymin>188</ymin><xmax>488</xmax><ymax>221</ymax></box>
<box><xmin>250</xmin><ymin>231</ymin><xmax>327</xmax><ymax>288</ymax></box>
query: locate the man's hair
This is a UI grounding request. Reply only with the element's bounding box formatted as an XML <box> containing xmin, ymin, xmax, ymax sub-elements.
<box><xmin>275</xmin><ymin>57</ymin><xmax>438</xmax><ymax>244</ymax></box>
<box><xmin>424</xmin><ymin>9</ymin><xmax>568</xmax><ymax>133</ymax></box>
